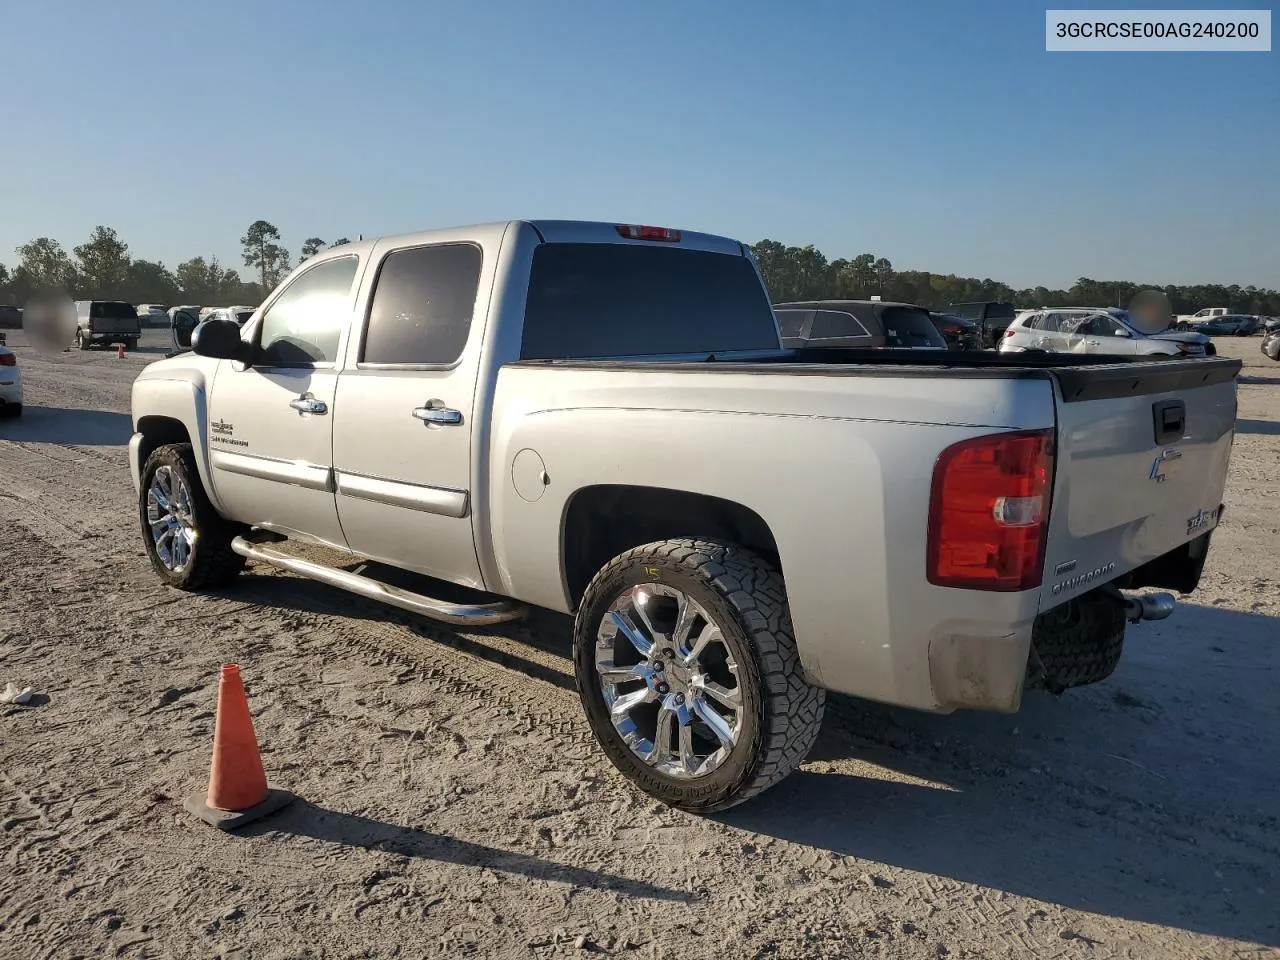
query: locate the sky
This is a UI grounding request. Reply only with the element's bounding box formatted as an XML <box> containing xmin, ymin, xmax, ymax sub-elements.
<box><xmin>4</xmin><ymin>0</ymin><xmax>1277</xmax><ymax>289</ymax></box>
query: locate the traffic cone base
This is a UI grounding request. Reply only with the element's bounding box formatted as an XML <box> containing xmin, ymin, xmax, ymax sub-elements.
<box><xmin>187</xmin><ymin>664</ymin><xmax>294</xmax><ymax>832</ymax></box>
<box><xmin>184</xmin><ymin>786</ymin><xmax>294</xmax><ymax>831</ymax></box>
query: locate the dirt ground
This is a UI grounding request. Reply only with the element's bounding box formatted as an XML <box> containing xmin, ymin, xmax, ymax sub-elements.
<box><xmin>1</xmin><ymin>329</ymin><xmax>1276</xmax><ymax>960</ymax></box>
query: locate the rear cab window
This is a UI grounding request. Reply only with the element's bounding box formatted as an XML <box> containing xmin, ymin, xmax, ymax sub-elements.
<box><xmin>520</xmin><ymin>243</ymin><xmax>779</xmax><ymax>359</ymax></box>
<box><xmin>90</xmin><ymin>301</ymin><xmax>137</xmax><ymax>320</ymax></box>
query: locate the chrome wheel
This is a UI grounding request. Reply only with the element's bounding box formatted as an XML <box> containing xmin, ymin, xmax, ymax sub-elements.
<box><xmin>595</xmin><ymin>584</ymin><xmax>744</xmax><ymax>779</ymax></box>
<box><xmin>146</xmin><ymin>465</ymin><xmax>196</xmax><ymax>572</ymax></box>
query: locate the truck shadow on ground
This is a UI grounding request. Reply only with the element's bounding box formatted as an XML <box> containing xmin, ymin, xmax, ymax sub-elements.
<box><xmin>1235</xmin><ymin>417</ymin><xmax>1280</xmax><ymax>436</ymax></box>
<box><xmin>0</xmin><ymin>406</ymin><xmax>132</xmax><ymax>445</ymax></box>
<box><xmin>231</xmin><ymin>568</ymin><xmax>1278</xmax><ymax>946</ymax></box>
<box><xmin>245</xmin><ymin>800</ymin><xmax>690</xmax><ymax>902</ymax></box>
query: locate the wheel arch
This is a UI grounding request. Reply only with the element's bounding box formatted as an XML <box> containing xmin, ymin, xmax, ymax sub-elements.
<box><xmin>560</xmin><ymin>484</ymin><xmax>780</xmax><ymax>611</ymax></box>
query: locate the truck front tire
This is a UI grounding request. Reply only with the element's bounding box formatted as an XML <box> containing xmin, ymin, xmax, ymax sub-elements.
<box><xmin>573</xmin><ymin>538</ymin><xmax>825</xmax><ymax>813</ymax></box>
<box><xmin>139</xmin><ymin>443</ymin><xmax>247</xmax><ymax>590</ymax></box>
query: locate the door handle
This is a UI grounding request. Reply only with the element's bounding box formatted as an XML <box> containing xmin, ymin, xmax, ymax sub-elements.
<box><xmin>289</xmin><ymin>395</ymin><xmax>327</xmax><ymax>415</ymax></box>
<box><xmin>412</xmin><ymin>399</ymin><xmax>462</xmax><ymax>426</ymax></box>
<box><xmin>1084</xmin><ymin>339</ymin><xmax>1099</xmax><ymax>347</ymax></box>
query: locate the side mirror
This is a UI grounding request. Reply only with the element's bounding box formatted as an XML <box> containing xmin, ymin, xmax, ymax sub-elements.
<box><xmin>1114</xmin><ymin>327</ymin><xmax>1131</xmax><ymax>337</ymax></box>
<box><xmin>192</xmin><ymin>316</ymin><xmax>251</xmax><ymax>363</ymax></box>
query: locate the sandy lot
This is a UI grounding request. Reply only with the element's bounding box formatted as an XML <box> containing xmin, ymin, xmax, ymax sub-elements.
<box><xmin>0</xmin><ymin>330</ymin><xmax>1276</xmax><ymax>960</ymax></box>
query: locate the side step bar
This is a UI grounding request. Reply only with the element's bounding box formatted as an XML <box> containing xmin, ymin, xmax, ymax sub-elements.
<box><xmin>230</xmin><ymin>536</ymin><xmax>529</xmax><ymax>627</ymax></box>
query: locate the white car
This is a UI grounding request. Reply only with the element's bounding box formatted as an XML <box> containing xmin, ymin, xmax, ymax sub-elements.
<box><xmin>0</xmin><ymin>345</ymin><xmax>22</xmax><ymax>417</ymax></box>
<box><xmin>203</xmin><ymin>306</ymin><xmax>257</xmax><ymax>326</ymax></box>
<box><xmin>1000</xmin><ymin>308</ymin><xmax>1213</xmax><ymax>357</ymax></box>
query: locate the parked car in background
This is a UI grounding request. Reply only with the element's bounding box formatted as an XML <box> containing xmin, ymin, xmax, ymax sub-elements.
<box><xmin>1263</xmin><ymin>316</ymin><xmax>1280</xmax><ymax>334</ymax></box>
<box><xmin>1176</xmin><ymin>306</ymin><xmax>1230</xmax><ymax>327</ymax></box>
<box><xmin>945</xmin><ymin>301</ymin><xmax>1017</xmax><ymax>349</ymax></box>
<box><xmin>0</xmin><ymin>343</ymin><xmax>22</xmax><ymax>417</ymax></box>
<box><xmin>1001</xmin><ymin>308</ymin><xmax>1213</xmax><ymax>357</ymax></box>
<box><xmin>137</xmin><ymin>304</ymin><xmax>170</xmax><ymax>327</ymax></box>
<box><xmin>202</xmin><ymin>305</ymin><xmax>258</xmax><ymax>326</ymax></box>
<box><xmin>168</xmin><ymin>305</ymin><xmax>202</xmax><ymax>351</ymax></box>
<box><xmin>1262</xmin><ymin>329</ymin><xmax>1280</xmax><ymax>362</ymax></box>
<box><xmin>774</xmin><ymin>300</ymin><xmax>949</xmax><ymax>350</ymax></box>
<box><xmin>928</xmin><ymin>311</ymin><xmax>982</xmax><ymax>350</ymax></box>
<box><xmin>0</xmin><ymin>305</ymin><xmax>22</xmax><ymax>330</ymax></box>
<box><xmin>75</xmin><ymin>300</ymin><xmax>141</xmax><ymax>350</ymax></box>
<box><xmin>1190</xmin><ymin>314</ymin><xmax>1258</xmax><ymax>337</ymax></box>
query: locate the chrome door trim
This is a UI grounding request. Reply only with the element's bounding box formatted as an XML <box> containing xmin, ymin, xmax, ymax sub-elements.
<box><xmin>335</xmin><ymin>470</ymin><xmax>469</xmax><ymax>519</ymax></box>
<box><xmin>210</xmin><ymin>449</ymin><xmax>335</xmax><ymax>492</ymax></box>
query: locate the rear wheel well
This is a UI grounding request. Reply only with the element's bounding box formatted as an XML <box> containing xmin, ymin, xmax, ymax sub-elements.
<box><xmin>136</xmin><ymin>416</ymin><xmax>192</xmax><ymax>472</ymax></box>
<box><xmin>562</xmin><ymin>485</ymin><xmax>780</xmax><ymax>609</ymax></box>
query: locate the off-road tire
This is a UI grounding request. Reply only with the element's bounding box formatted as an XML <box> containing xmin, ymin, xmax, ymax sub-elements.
<box><xmin>574</xmin><ymin>538</ymin><xmax>825</xmax><ymax>813</ymax></box>
<box><xmin>1026</xmin><ymin>590</ymin><xmax>1126</xmax><ymax>694</ymax></box>
<box><xmin>139</xmin><ymin>442</ymin><xmax>247</xmax><ymax>590</ymax></box>
<box><xmin>125</xmin><ymin>338</ymin><xmax>138</xmax><ymax>351</ymax></box>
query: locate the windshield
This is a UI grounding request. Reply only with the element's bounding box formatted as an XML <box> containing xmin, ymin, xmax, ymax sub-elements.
<box><xmin>521</xmin><ymin>243</ymin><xmax>779</xmax><ymax>359</ymax></box>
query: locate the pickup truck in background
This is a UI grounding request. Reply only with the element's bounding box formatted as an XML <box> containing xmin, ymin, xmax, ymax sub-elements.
<box><xmin>128</xmin><ymin>220</ymin><xmax>1239</xmax><ymax>812</ymax></box>
<box><xmin>76</xmin><ymin>300</ymin><xmax>142</xmax><ymax>350</ymax></box>
<box><xmin>1176</xmin><ymin>306</ymin><xmax>1230</xmax><ymax>328</ymax></box>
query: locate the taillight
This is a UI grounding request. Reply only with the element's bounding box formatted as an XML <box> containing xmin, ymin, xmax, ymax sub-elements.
<box><xmin>1003</xmin><ymin>328</ymin><xmax>1016</xmax><ymax>338</ymax></box>
<box><xmin>0</xmin><ymin>353</ymin><xmax>15</xmax><ymax>367</ymax></box>
<box><xmin>615</xmin><ymin>224</ymin><xmax>681</xmax><ymax>242</ymax></box>
<box><xmin>927</xmin><ymin>429</ymin><xmax>1054</xmax><ymax>592</ymax></box>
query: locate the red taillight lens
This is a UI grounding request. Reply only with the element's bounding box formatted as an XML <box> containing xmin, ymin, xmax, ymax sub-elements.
<box><xmin>927</xmin><ymin>429</ymin><xmax>1054</xmax><ymax>592</ymax></box>
<box><xmin>0</xmin><ymin>353</ymin><xmax>15</xmax><ymax>367</ymax></box>
<box><xmin>615</xmin><ymin>224</ymin><xmax>682</xmax><ymax>242</ymax></box>
<box><xmin>1003</xmin><ymin>328</ymin><xmax>1016</xmax><ymax>338</ymax></box>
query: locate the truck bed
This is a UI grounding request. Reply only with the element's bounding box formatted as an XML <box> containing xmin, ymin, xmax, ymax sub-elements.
<box><xmin>512</xmin><ymin>349</ymin><xmax>1242</xmax><ymax>401</ymax></box>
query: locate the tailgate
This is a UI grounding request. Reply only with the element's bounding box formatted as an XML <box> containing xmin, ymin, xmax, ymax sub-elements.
<box><xmin>1038</xmin><ymin>359</ymin><xmax>1239</xmax><ymax>609</ymax></box>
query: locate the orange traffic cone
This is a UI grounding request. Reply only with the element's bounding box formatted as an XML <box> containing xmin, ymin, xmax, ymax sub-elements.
<box><xmin>184</xmin><ymin>664</ymin><xmax>294</xmax><ymax>830</ymax></box>
<box><xmin>116</xmin><ymin>343</ymin><xmax>125</xmax><ymax>359</ymax></box>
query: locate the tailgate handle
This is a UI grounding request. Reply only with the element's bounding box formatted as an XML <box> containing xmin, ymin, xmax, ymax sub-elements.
<box><xmin>1153</xmin><ymin>399</ymin><xmax>1186</xmax><ymax>445</ymax></box>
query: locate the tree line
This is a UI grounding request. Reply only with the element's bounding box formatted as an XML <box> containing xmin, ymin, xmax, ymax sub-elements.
<box><xmin>0</xmin><ymin>221</ymin><xmax>349</xmax><ymax>309</ymax></box>
<box><xmin>751</xmin><ymin>240</ymin><xmax>1280</xmax><ymax>317</ymax></box>
<box><xmin>2</xmin><ymin>224</ymin><xmax>1276</xmax><ymax>318</ymax></box>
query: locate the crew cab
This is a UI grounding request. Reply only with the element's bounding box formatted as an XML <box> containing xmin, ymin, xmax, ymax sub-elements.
<box><xmin>128</xmin><ymin>220</ymin><xmax>1239</xmax><ymax>812</ymax></box>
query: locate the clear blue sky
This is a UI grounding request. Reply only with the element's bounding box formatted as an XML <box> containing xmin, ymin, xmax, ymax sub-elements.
<box><xmin>5</xmin><ymin>0</ymin><xmax>1277</xmax><ymax>289</ymax></box>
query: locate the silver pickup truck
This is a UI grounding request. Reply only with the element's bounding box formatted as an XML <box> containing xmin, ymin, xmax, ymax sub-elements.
<box><xmin>128</xmin><ymin>220</ymin><xmax>1239</xmax><ymax>812</ymax></box>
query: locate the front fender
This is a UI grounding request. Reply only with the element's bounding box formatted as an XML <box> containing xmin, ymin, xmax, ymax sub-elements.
<box><xmin>131</xmin><ymin>374</ymin><xmax>226</xmax><ymax>515</ymax></box>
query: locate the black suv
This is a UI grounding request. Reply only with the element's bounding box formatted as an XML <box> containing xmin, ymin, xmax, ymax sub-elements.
<box><xmin>945</xmin><ymin>301</ymin><xmax>1017</xmax><ymax>349</ymax></box>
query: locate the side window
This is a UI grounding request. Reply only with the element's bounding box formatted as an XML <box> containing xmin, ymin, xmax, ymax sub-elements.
<box><xmin>361</xmin><ymin>243</ymin><xmax>483</xmax><ymax>366</ymax></box>
<box><xmin>774</xmin><ymin>309</ymin><xmax>813</xmax><ymax>339</ymax></box>
<box><xmin>810</xmin><ymin>310</ymin><xmax>872</xmax><ymax>340</ymax></box>
<box><xmin>256</xmin><ymin>256</ymin><xmax>359</xmax><ymax>366</ymax></box>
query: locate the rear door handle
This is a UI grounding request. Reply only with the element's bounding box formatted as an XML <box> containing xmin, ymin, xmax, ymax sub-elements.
<box><xmin>412</xmin><ymin>400</ymin><xmax>462</xmax><ymax>426</ymax></box>
<box><xmin>289</xmin><ymin>396</ymin><xmax>327</xmax><ymax>415</ymax></box>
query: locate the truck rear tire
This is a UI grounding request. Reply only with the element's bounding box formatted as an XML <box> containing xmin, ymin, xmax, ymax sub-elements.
<box><xmin>573</xmin><ymin>538</ymin><xmax>825</xmax><ymax>813</ymax></box>
<box><xmin>139</xmin><ymin>443</ymin><xmax>247</xmax><ymax>590</ymax></box>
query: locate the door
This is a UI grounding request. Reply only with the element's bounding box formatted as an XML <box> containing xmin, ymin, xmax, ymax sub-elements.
<box><xmin>331</xmin><ymin>240</ymin><xmax>489</xmax><ymax>588</ymax></box>
<box><xmin>1071</xmin><ymin>314</ymin><xmax>1136</xmax><ymax>355</ymax></box>
<box><xmin>206</xmin><ymin>254</ymin><xmax>361</xmax><ymax>548</ymax></box>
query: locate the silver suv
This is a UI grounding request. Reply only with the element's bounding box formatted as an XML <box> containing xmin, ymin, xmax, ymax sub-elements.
<box><xmin>1000</xmin><ymin>308</ymin><xmax>1213</xmax><ymax>357</ymax></box>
